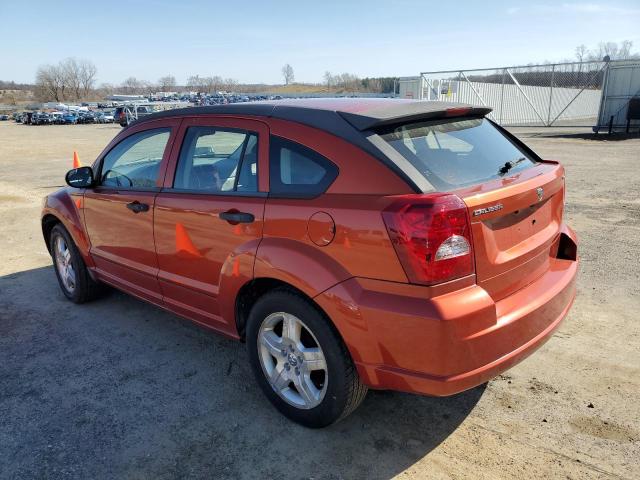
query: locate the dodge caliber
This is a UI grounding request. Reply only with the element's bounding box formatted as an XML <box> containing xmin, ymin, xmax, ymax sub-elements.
<box><xmin>42</xmin><ymin>99</ymin><xmax>578</xmax><ymax>427</ymax></box>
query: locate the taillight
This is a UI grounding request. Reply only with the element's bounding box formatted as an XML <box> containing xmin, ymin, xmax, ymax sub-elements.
<box><xmin>382</xmin><ymin>193</ymin><xmax>474</xmax><ymax>285</ymax></box>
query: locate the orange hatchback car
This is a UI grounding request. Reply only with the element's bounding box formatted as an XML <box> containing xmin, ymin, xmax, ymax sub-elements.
<box><xmin>42</xmin><ymin>99</ymin><xmax>578</xmax><ymax>427</ymax></box>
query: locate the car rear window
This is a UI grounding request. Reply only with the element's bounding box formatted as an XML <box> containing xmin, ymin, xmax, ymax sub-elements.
<box><xmin>377</xmin><ymin>117</ymin><xmax>538</xmax><ymax>191</ymax></box>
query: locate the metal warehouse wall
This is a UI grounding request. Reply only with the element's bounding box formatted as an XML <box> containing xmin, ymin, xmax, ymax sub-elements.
<box><xmin>423</xmin><ymin>80</ymin><xmax>602</xmax><ymax>126</ymax></box>
<box><xmin>596</xmin><ymin>60</ymin><xmax>640</xmax><ymax>131</ymax></box>
<box><xmin>398</xmin><ymin>77</ymin><xmax>424</xmax><ymax>100</ymax></box>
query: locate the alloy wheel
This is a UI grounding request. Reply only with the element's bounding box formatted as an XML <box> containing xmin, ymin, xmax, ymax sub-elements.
<box><xmin>257</xmin><ymin>312</ymin><xmax>328</xmax><ymax>409</ymax></box>
<box><xmin>54</xmin><ymin>235</ymin><xmax>76</xmax><ymax>293</ymax></box>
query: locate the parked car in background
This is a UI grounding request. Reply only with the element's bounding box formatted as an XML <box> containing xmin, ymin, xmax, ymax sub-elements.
<box><xmin>49</xmin><ymin>112</ymin><xmax>64</xmax><ymax>124</ymax></box>
<box><xmin>95</xmin><ymin>111</ymin><xmax>115</xmax><ymax>123</ymax></box>
<box><xmin>42</xmin><ymin>99</ymin><xmax>578</xmax><ymax>428</ymax></box>
<box><xmin>62</xmin><ymin>112</ymin><xmax>78</xmax><ymax>124</ymax></box>
<box><xmin>76</xmin><ymin>111</ymin><xmax>96</xmax><ymax>124</ymax></box>
<box><xmin>0</xmin><ymin>114</ymin><xmax>9</xmax><ymax>121</ymax></box>
<box><xmin>31</xmin><ymin>112</ymin><xmax>52</xmax><ymax>125</ymax></box>
<box><xmin>114</xmin><ymin>105</ymin><xmax>157</xmax><ymax>127</ymax></box>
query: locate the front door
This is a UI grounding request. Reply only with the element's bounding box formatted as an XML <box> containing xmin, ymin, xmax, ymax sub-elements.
<box><xmin>83</xmin><ymin>119</ymin><xmax>180</xmax><ymax>303</ymax></box>
<box><xmin>153</xmin><ymin>117</ymin><xmax>269</xmax><ymax>333</ymax></box>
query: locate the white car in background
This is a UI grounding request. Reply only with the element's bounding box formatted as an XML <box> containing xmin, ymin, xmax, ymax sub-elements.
<box><xmin>96</xmin><ymin>112</ymin><xmax>115</xmax><ymax>123</ymax></box>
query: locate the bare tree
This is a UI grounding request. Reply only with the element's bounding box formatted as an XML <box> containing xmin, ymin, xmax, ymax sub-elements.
<box><xmin>78</xmin><ymin>60</ymin><xmax>97</xmax><ymax>98</ymax></box>
<box><xmin>282</xmin><ymin>64</ymin><xmax>294</xmax><ymax>85</ymax></box>
<box><xmin>35</xmin><ymin>64</ymin><xmax>67</xmax><ymax>101</ymax></box>
<box><xmin>98</xmin><ymin>83</ymin><xmax>116</xmax><ymax>97</ymax></box>
<box><xmin>576</xmin><ymin>40</ymin><xmax>640</xmax><ymax>62</ymax></box>
<box><xmin>121</xmin><ymin>77</ymin><xmax>143</xmax><ymax>94</ymax></box>
<box><xmin>600</xmin><ymin>41</ymin><xmax>620</xmax><ymax>60</ymax></box>
<box><xmin>61</xmin><ymin>58</ymin><xmax>82</xmax><ymax>100</ymax></box>
<box><xmin>223</xmin><ymin>77</ymin><xmax>238</xmax><ymax>92</ymax></box>
<box><xmin>187</xmin><ymin>75</ymin><xmax>205</xmax><ymax>92</ymax></box>
<box><xmin>619</xmin><ymin>40</ymin><xmax>634</xmax><ymax>59</ymax></box>
<box><xmin>575</xmin><ymin>44</ymin><xmax>588</xmax><ymax>62</ymax></box>
<box><xmin>35</xmin><ymin>58</ymin><xmax>97</xmax><ymax>101</ymax></box>
<box><xmin>210</xmin><ymin>75</ymin><xmax>224</xmax><ymax>93</ymax></box>
<box><xmin>323</xmin><ymin>71</ymin><xmax>333</xmax><ymax>89</ymax></box>
<box><xmin>158</xmin><ymin>75</ymin><xmax>176</xmax><ymax>91</ymax></box>
<box><xmin>140</xmin><ymin>80</ymin><xmax>156</xmax><ymax>96</ymax></box>
<box><xmin>202</xmin><ymin>76</ymin><xmax>218</xmax><ymax>94</ymax></box>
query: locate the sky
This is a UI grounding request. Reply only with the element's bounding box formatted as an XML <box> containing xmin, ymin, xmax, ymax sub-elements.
<box><xmin>1</xmin><ymin>0</ymin><xmax>639</xmax><ymax>85</ymax></box>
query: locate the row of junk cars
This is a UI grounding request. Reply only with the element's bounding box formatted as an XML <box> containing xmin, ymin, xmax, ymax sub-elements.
<box><xmin>8</xmin><ymin>110</ymin><xmax>115</xmax><ymax>125</ymax></box>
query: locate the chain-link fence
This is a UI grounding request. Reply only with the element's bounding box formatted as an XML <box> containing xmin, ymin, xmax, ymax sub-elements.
<box><xmin>419</xmin><ymin>61</ymin><xmax>609</xmax><ymax>126</ymax></box>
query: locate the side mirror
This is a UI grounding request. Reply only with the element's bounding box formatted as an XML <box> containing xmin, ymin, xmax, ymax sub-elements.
<box><xmin>65</xmin><ymin>166</ymin><xmax>94</xmax><ymax>188</ymax></box>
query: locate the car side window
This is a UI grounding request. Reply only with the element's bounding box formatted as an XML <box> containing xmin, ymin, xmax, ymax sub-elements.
<box><xmin>100</xmin><ymin>128</ymin><xmax>171</xmax><ymax>188</ymax></box>
<box><xmin>269</xmin><ymin>136</ymin><xmax>338</xmax><ymax>196</ymax></box>
<box><xmin>174</xmin><ymin>127</ymin><xmax>258</xmax><ymax>193</ymax></box>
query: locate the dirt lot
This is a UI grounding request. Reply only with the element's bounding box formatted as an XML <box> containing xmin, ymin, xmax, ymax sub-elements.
<box><xmin>0</xmin><ymin>121</ymin><xmax>639</xmax><ymax>479</ymax></box>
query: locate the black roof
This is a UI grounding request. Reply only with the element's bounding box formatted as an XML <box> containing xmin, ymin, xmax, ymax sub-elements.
<box><xmin>131</xmin><ymin>99</ymin><xmax>492</xmax><ymax>193</ymax></box>
<box><xmin>132</xmin><ymin>98</ymin><xmax>491</xmax><ymax>132</ymax></box>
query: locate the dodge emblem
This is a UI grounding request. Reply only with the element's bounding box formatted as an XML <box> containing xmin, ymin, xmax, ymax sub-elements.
<box><xmin>536</xmin><ymin>187</ymin><xmax>544</xmax><ymax>202</ymax></box>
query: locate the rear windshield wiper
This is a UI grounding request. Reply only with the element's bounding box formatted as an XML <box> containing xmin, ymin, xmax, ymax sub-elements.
<box><xmin>498</xmin><ymin>157</ymin><xmax>527</xmax><ymax>176</ymax></box>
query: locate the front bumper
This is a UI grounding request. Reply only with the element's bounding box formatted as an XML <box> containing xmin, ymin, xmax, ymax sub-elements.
<box><xmin>315</xmin><ymin>226</ymin><xmax>578</xmax><ymax>397</ymax></box>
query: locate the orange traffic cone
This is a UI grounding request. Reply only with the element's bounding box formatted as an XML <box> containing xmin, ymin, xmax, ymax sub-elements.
<box><xmin>175</xmin><ymin>223</ymin><xmax>201</xmax><ymax>257</ymax></box>
<box><xmin>72</xmin><ymin>151</ymin><xmax>82</xmax><ymax>169</ymax></box>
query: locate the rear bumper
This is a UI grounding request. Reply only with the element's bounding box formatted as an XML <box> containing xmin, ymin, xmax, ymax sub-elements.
<box><xmin>315</xmin><ymin>225</ymin><xmax>578</xmax><ymax>397</ymax></box>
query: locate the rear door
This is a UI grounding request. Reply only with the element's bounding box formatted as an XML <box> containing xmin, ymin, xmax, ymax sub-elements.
<box><xmin>83</xmin><ymin>119</ymin><xmax>180</xmax><ymax>303</ymax></box>
<box><xmin>153</xmin><ymin>117</ymin><xmax>269</xmax><ymax>332</ymax></box>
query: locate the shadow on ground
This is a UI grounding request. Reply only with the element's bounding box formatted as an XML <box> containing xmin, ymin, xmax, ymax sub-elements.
<box><xmin>0</xmin><ymin>266</ymin><xmax>485</xmax><ymax>480</ymax></box>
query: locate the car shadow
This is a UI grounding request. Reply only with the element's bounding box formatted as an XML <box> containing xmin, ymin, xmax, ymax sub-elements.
<box><xmin>0</xmin><ymin>266</ymin><xmax>486</xmax><ymax>480</ymax></box>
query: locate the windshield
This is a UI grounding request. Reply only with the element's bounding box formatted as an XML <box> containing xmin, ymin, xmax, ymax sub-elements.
<box><xmin>378</xmin><ymin>117</ymin><xmax>538</xmax><ymax>191</ymax></box>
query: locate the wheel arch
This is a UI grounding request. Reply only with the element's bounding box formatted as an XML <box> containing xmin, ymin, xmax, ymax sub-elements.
<box><xmin>42</xmin><ymin>213</ymin><xmax>62</xmax><ymax>254</ymax></box>
<box><xmin>234</xmin><ymin>277</ymin><xmax>348</xmax><ymax>349</ymax></box>
<box><xmin>41</xmin><ymin>189</ymin><xmax>94</xmax><ymax>269</ymax></box>
<box><xmin>235</xmin><ymin>278</ymin><xmax>311</xmax><ymax>340</ymax></box>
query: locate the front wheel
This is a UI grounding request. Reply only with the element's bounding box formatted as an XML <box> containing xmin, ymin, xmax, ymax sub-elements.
<box><xmin>50</xmin><ymin>224</ymin><xmax>103</xmax><ymax>303</ymax></box>
<box><xmin>246</xmin><ymin>289</ymin><xmax>368</xmax><ymax>428</ymax></box>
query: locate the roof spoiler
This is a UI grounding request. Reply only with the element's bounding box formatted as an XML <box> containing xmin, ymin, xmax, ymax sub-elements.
<box><xmin>338</xmin><ymin>103</ymin><xmax>492</xmax><ymax>131</ymax></box>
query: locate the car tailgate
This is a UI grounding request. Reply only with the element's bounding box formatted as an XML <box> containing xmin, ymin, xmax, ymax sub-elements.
<box><xmin>458</xmin><ymin>162</ymin><xmax>565</xmax><ymax>301</ymax></box>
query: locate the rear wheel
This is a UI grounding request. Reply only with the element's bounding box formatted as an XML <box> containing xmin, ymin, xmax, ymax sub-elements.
<box><xmin>246</xmin><ymin>289</ymin><xmax>367</xmax><ymax>428</ymax></box>
<box><xmin>50</xmin><ymin>224</ymin><xmax>103</xmax><ymax>303</ymax></box>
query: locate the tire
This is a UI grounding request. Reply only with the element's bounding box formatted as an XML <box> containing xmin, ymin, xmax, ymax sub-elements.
<box><xmin>246</xmin><ymin>288</ymin><xmax>368</xmax><ymax>428</ymax></box>
<box><xmin>49</xmin><ymin>224</ymin><xmax>103</xmax><ymax>303</ymax></box>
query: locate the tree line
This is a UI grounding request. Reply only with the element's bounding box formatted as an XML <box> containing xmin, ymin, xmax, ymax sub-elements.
<box><xmin>322</xmin><ymin>71</ymin><xmax>397</xmax><ymax>93</ymax></box>
<box><xmin>574</xmin><ymin>40</ymin><xmax>639</xmax><ymax>63</ymax></box>
<box><xmin>31</xmin><ymin>63</ymin><xmax>398</xmax><ymax>102</ymax></box>
<box><xmin>30</xmin><ymin>40</ymin><xmax>637</xmax><ymax>103</ymax></box>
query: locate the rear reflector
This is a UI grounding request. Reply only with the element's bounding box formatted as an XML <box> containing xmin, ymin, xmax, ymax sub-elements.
<box><xmin>382</xmin><ymin>194</ymin><xmax>474</xmax><ymax>285</ymax></box>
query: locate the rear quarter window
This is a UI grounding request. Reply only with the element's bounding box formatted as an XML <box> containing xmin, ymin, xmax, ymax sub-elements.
<box><xmin>269</xmin><ymin>136</ymin><xmax>338</xmax><ymax>197</ymax></box>
<box><xmin>378</xmin><ymin>117</ymin><xmax>538</xmax><ymax>191</ymax></box>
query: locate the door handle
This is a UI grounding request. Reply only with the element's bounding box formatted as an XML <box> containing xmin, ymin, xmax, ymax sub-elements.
<box><xmin>219</xmin><ymin>210</ymin><xmax>255</xmax><ymax>224</ymax></box>
<box><xmin>126</xmin><ymin>201</ymin><xmax>149</xmax><ymax>213</ymax></box>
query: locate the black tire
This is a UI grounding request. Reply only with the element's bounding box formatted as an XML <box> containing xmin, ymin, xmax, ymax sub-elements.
<box><xmin>246</xmin><ymin>288</ymin><xmax>368</xmax><ymax>428</ymax></box>
<box><xmin>49</xmin><ymin>224</ymin><xmax>103</xmax><ymax>303</ymax></box>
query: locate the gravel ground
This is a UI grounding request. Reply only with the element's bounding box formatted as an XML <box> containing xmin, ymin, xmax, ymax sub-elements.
<box><xmin>0</xmin><ymin>121</ymin><xmax>638</xmax><ymax>479</ymax></box>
